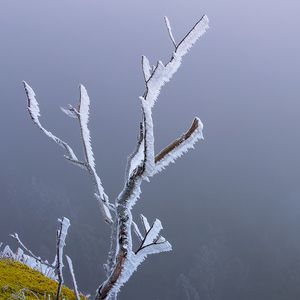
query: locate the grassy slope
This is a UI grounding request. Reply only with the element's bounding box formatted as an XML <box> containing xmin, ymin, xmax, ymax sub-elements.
<box><xmin>0</xmin><ymin>259</ymin><xmax>86</xmax><ymax>299</ymax></box>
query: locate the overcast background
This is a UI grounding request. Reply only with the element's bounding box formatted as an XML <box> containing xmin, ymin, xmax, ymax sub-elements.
<box><xmin>1</xmin><ymin>1</ymin><xmax>300</xmax><ymax>299</ymax></box>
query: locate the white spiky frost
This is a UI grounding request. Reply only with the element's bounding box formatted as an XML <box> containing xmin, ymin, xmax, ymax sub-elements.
<box><xmin>140</xmin><ymin>97</ymin><xmax>155</xmax><ymax>178</ymax></box>
<box><xmin>126</xmin><ymin>135</ymin><xmax>145</xmax><ymax>180</ymax></box>
<box><xmin>79</xmin><ymin>85</ymin><xmax>95</xmax><ymax>169</ymax></box>
<box><xmin>57</xmin><ymin>217</ymin><xmax>70</xmax><ymax>281</ymax></box>
<box><xmin>142</xmin><ymin>55</ymin><xmax>152</xmax><ymax>82</ymax></box>
<box><xmin>132</xmin><ymin>221</ymin><xmax>143</xmax><ymax>241</ymax></box>
<box><xmin>105</xmin><ymin>217</ymin><xmax>172</xmax><ymax>298</ymax></box>
<box><xmin>144</xmin><ymin>15</ymin><xmax>209</xmax><ymax>109</ymax></box>
<box><xmin>164</xmin><ymin>16</ymin><xmax>176</xmax><ymax>47</ymax></box>
<box><xmin>140</xmin><ymin>214</ymin><xmax>150</xmax><ymax>232</ymax></box>
<box><xmin>24</xmin><ymin>81</ymin><xmax>112</xmax><ymax>223</ymax></box>
<box><xmin>23</xmin><ymin>81</ymin><xmax>78</xmax><ymax>161</ymax></box>
<box><xmin>176</xmin><ymin>15</ymin><xmax>209</xmax><ymax>57</ymax></box>
<box><xmin>154</xmin><ymin>117</ymin><xmax>204</xmax><ymax>175</ymax></box>
<box><xmin>0</xmin><ymin>244</ymin><xmax>57</xmax><ymax>280</ymax></box>
<box><xmin>78</xmin><ymin>85</ymin><xmax>112</xmax><ymax>223</ymax></box>
<box><xmin>66</xmin><ymin>255</ymin><xmax>80</xmax><ymax>300</ymax></box>
<box><xmin>60</xmin><ymin>106</ymin><xmax>78</xmax><ymax>118</ymax></box>
<box><xmin>104</xmin><ymin>15</ymin><xmax>209</xmax><ymax>292</ymax></box>
<box><xmin>135</xmin><ymin>215</ymin><xmax>172</xmax><ymax>255</ymax></box>
<box><xmin>136</xmin><ymin>240</ymin><xmax>172</xmax><ymax>258</ymax></box>
<box><xmin>143</xmin><ymin>219</ymin><xmax>163</xmax><ymax>247</ymax></box>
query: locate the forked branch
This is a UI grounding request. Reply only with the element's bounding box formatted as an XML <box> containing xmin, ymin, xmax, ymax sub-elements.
<box><xmin>96</xmin><ymin>15</ymin><xmax>209</xmax><ymax>299</ymax></box>
<box><xmin>56</xmin><ymin>217</ymin><xmax>70</xmax><ymax>300</ymax></box>
<box><xmin>23</xmin><ymin>82</ymin><xmax>113</xmax><ymax>223</ymax></box>
<box><xmin>24</xmin><ymin>14</ymin><xmax>209</xmax><ymax>300</ymax></box>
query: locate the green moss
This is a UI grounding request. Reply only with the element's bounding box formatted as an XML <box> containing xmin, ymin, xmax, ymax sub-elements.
<box><xmin>0</xmin><ymin>259</ymin><xmax>86</xmax><ymax>299</ymax></box>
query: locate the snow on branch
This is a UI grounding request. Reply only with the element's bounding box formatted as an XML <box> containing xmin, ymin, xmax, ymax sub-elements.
<box><xmin>60</xmin><ymin>105</ymin><xmax>78</xmax><ymax>119</ymax></box>
<box><xmin>78</xmin><ymin>85</ymin><xmax>95</xmax><ymax>169</ymax></box>
<box><xmin>23</xmin><ymin>81</ymin><xmax>79</xmax><ymax>162</ymax></box>
<box><xmin>164</xmin><ymin>16</ymin><xmax>176</xmax><ymax>48</ymax></box>
<box><xmin>56</xmin><ymin>217</ymin><xmax>70</xmax><ymax>300</ymax></box>
<box><xmin>10</xmin><ymin>233</ymin><xmax>53</xmax><ymax>268</ymax></box>
<box><xmin>140</xmin><ymin>97</ymin><xmax>155</xmax><ymax>179</ymax></box>
<box><xmin>126</xmin><ymin>122</ymin><xmax>144</xmax><ymax>180</ymax></box>
<box><xmin>67</xmin><ymin>85</ymin><xmax>113</xmax><ymax>223</ymax></box>
<box><xmin>24</xmin><ymin>81</ymin><xmax>113</xmax><ymax>223</ymax></box>
<box><xmin>134</xmin><ymin>215</ymin><xmax>172</xmax><ymax>255</ymax></box>
<box><xmin>132</xmin><ymin>221</ymin><xmax>143</xmax><ymax>241</ymax></box>
<box><xmin>142</xmin><ymin>15</ymin><xmax>209</xmax><ymax>108</ymax></box>
<box><xmin>154</xmin><ymin>117</ymin><xmax>203</xmax><ymax>174</ymax></box>
<box><xmin>176</xmin><ymin>15</ymin><xmax>209</xmax><ymax>57</ymax></box>
<box><xmin>97</xmin><ymin>16</ymin><xmax>208</xmax><ymax>299</ymax></box>
<box><xmin>0</xmin><ymin>243</ymin><xmax>57</xmax><ymax>280</ymax></box>
<box><xmin>142</xmin><ymin>56</ymin><xmax>152</xmax><ymax>82</ymax></box>
<box><xmin>24</xmin><ymin>14</ymin><xmax>208</xmax><ymax>300</ymax></box>
<box><xmin>140</xmin><ymin>214</ymin><xmax>150</xmax><ymax>232</ymax></box>
<box><xmin>66</xmin><ymin>255</ymin><xmax>80</xmax><ymax>300</ymax></box>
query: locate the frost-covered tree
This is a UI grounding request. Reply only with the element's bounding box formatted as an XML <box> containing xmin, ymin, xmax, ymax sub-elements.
<box><xmin>23</xmin><ymin>15</ymin><xmax>209</xmax><ymax>300</ymax></box>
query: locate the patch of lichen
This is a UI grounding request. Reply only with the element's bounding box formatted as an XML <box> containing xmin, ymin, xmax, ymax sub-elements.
<box><xmin>0</xmin><ymin>259</ymin><xmax>86</xmax><ymax>299</ymax></box>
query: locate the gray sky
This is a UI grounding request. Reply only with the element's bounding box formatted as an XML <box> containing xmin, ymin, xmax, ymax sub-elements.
<box><xmin>1</xmin><ymin>1</ymin><xmax>300</xmax><ymax>299</ymax></box>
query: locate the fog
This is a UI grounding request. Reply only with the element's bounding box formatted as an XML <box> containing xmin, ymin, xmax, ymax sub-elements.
<box><xmin>1</xmin><ymin>1</ymin><xmax>300</xmax><ymax>299</ymax></box>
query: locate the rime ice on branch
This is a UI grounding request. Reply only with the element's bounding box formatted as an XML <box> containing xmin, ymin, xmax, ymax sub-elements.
<box><xmin>56</xmin><ymin>217</ymin><xmax>70</xmax><ymax>300</ymax></box>
<box><xmin>23</xmin><ymin>82</ymin><xmax>113</xmax><ymax>223</ymax></box>
<box><xmin>24</xmin><ymin>15</ymin><xmax>209</xmax><ymax>300</ymax></box>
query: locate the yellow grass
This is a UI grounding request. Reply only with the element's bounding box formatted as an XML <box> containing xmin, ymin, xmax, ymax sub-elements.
<box><xmin>0</xmin><ymin>259</ymin><xmax>86</xmax><ymax>299</ymax></box>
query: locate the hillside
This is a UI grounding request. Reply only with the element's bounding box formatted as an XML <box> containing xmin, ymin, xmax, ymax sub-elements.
<box><xmin>0</xmin><ymin>259</ymin><xmax>86</xmax><ymax>299</ymax></box>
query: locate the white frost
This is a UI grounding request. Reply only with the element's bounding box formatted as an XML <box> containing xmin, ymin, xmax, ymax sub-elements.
<box><xmin>79</xmin><ymin>85</ymin><xmax>112</xmax><ymax>223</ymax></box>
<box><xmin>140</xmin><ymin>214</ymin><xmax>150</xmax><ymax>232</ymax></box>
<box><xmin>60</xmin><ymin>105</ymin><xmax>78</xmax><ymax>119</ymax></box>
<box><xmin>176</xmin><ymin>15</ymin><xmax>209</xmax><ymax>57</ymax></box>
<box><xmin>154</xmin><ymin>117</ymin><xmax>204</xmax><ymax>175</ymax></box>
<box><xmin>164</xmin><ymin>16</ymin><xmax>176</xmax><ymax>47</ymax></box>
<box><xmin>66</xmin><ymin>255</ymin><xmax>80</xmax><ymax>300</ymax></box>
<box><xmin>79</xmin><ymin>85</ymin><xmax>95</xmax><ymax>169</ymax></box>
<box><xmin>143</xmin><ymin>219</ymin><xmax>163</xmax><ymax>247</ymax></box>
<box><xmin>0</xmin><ymin>244</ymin><xmax>57</xmax><ymax>280</ymax></box>
<box><xmin>126</xmin><ymin>122</ymin><xmax>145</xmax><ymax>180</ymax></box>
<box><xmin>143</xmin><ymin>15</ymin><xmax>209</xmax><ymax>109</ymax></box>
<box><xmin>23</xmin><ymin>81</ymin><xmax>78</xmax><ymax>161</ymax></box>
<box><xmin>57</xmin><ymin>217</ymin><xmax>70</xmax><ymax>282</ymax></box>
<box><xmin>140</xmin><ymin>97</ymin><xmax>155</xmax><ymax>178</ymax></box>
<box><xmin>142</xmin><ymin>55</ymin><xmax>152</xmax><ymax>82</ymax></box>
<box><xmin>132</xmin><ymin>221</ymin><xmax>143</xmax><ymax>241</ymax></box>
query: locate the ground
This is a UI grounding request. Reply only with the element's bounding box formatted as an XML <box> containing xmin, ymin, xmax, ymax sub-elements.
<box><xmin>0</xmin><ymin>259</ymin><xmax>86</xmax><ymax>299</ymax></box>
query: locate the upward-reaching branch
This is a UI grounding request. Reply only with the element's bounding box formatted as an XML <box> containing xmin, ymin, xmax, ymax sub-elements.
<box><xmin>154</xmin><ymin>117</ymin><xmax>204</xmax><ymax>175</ymax></box>
<box><xmin>24</xmin><ymin>14</ymin><xmax>209</xmax><ymax>300</ymax></box>
<box><xmin>55</xmin><ymin>217</ymin><xmax>70</xmax><ymax>300</ymax></box>
<box><xmin>24</xmin><ymin>82</ymin><xmax>113</xmax><ymax>223</ymax></box>
<box><xmin>23</xmin><ymin>81</ymin><xmax>78</xmax><ymax>162</ymax></box>
<box><xmin>164</xmin><ymin>16</ymin><xmax>176</xmax><ymax>48</ymax></box>
<box><xmin>76</xmin><ymin>85</ymin><xmax>112</xmax><ymax>223</ymax></box>
<box><xmin>96</xmin><ymin>15</ymin><xmax>209</xmax><ymax>300</ymax></box>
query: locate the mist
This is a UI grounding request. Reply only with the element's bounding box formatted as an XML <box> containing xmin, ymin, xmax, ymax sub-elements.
<box><xmin>1</xmin><ymin>1</ymin><xmax>300</xmax><ymax>299</ymax></box>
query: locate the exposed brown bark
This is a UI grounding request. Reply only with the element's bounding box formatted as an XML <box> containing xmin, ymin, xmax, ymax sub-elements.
<box><xmin>96</xmin><ymin>250</ymin><xmax>127</xmax><ymax>300</ymax></box>
<box><xmin>155</xmin><ymin>117</ymin><xmax>200</xmax><ymax>163</ymax></box>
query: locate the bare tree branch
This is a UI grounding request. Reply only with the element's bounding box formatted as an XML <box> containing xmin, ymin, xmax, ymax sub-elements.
<box><xmin>154</xmin><ymin>117</ymin><xmax>204</xmax><ymax>174</ymax></box>
<box><xmin>24</xmin><ymin>14</ymin><xmax>209</xmax><ymax>300</ymax></box>
<box><xmin>66</xmin><ymin>255</ymin><xmax>81</xmax><ymax>300</ymax></box>
<box><xmin>70</xmin><ymin>85</ymin><xmax>113</xmax><ymax>223</ymax></box>
<box><xmin>142</xmin><ymin>56</ymin><xmax>152</xmax><ymax>82</ymax></box>
<box><xmin>125</xmin><ymin>122</ymin><xmax>144</xmax><ymax>181</ymax></box>
<box><xmin>24</xmin><ymin>81</ymin><xmax>113</xmax><ymax>223</ymax></box>
<box><xmin>96</xmin><ymin>15</ymin><xmax>209</xmax><ymax>299</ymax></box>
<box><xmin>164</xmin><ymin>16</ymin><xmax>176</xmax><ymax>48</ymax></box>
<box><xmin>55</xmin><ymin>217</ymin><xmax>70</xmax><ymax>300</ymax></box>
<box><xmin>23</xmin><ymin>81</ymin><xmax>79</xmax><ymax>162</ymax></box>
